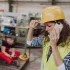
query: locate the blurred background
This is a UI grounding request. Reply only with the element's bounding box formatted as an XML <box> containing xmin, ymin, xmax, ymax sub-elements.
<box><xmin>0</xmin><ymin>0</ymin><xmax>70</xmax><ymax>70</ymax></box>
<box><xmin>0</xmin><ymin>0</ymin><xmax>70</xmax><ymax>23</ymax></box>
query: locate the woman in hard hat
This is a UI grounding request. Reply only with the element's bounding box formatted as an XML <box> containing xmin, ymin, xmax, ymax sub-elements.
<box><xmin>27</xmin><ymin>6</ymin><xmax>70</xmax><ymax>70</ymax></box>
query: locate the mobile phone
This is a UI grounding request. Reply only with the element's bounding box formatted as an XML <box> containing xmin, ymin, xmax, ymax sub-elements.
<box><xmin>54</xmin><ymin>23</ymin><xmax>63</xmax><ymax>32</ymax></box>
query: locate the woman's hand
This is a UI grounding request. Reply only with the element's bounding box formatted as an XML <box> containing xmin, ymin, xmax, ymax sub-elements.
<box><xmin>27</xmin><ymin>20</ymin><xmax>40</xmax><ymax>42</ymax></box>
<box><xmin>48</xmin><ymin>27</ymin><xmax>60</xmax><ymax>48</ymax></box>
<box><xmin>29</xmin><ymin>20</ymin><xmax>39</xmax><ymax>29</ymax></box>
<box><xmin>48</xmin><ymin>24</ymin><xmax>63</xmax><ymax>67</ymax></box>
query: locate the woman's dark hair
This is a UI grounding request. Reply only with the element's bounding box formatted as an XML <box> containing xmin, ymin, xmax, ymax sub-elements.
<box><xmin>43</xmin><ymin>20</ymin><xmax>70</xmax><ymax>61</ymax></box>
<box><xmin>44</xmin><ymin>20</ymin><xmax>70</xmax><ymax>46</ymax></box>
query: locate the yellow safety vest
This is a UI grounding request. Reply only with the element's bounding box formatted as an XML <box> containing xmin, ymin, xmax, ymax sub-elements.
<box><xmin>41</xmin><ymin>37</ymin><xmax>70</xmax><ymax>70</ymax></box>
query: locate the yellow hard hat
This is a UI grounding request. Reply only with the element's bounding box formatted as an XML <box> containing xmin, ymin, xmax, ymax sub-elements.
<box><xmin>41</xmin><ymin>6</ymin><xmax>65</xmax><ymax>23</ymax></box>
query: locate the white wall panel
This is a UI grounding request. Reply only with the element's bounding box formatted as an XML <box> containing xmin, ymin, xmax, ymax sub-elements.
<box><xmin>13</xmin><ymin>0</ymin><xmax>49</xmax><ymax>1</ymax></box>
<box><xmin>56</xmin><ymin>0</ymin><xmax>70</xmax><ymax>2</ymax></box>
<box><xmin>13</xmin><ymin>0</ymin><xmax>70</xmax><ymax>2</ymax></box>
<box><xmin>14</xmin><ymin>0</ymin><xmax>31</xmax><ymax>1</ymax></box>
<box><xmin>0</xmin><ymin>0</ymin><xmax>6</xmax><ymax>1</ymax></box>
<box><xmin>13</xmin><ymin>3</ymin><xmax>50</xmax><ymax>14</ymax></box>
<box><xmin>0</xmin><ymin>2</ymin><xmax>8</xmax><ymax>12</ymax></box>
<box><xmin>32</xmin><ymin>0</ymin><xmax>49</xmax><ymax>2</ymax></box>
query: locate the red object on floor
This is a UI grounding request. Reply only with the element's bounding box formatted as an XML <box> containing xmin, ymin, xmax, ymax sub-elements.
<box><xmin>0</xmin><ymin>51</ymin><xmax>20</xmax><ymax>64</ymax></box>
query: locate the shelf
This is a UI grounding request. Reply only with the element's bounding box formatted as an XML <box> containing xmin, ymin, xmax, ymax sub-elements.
<box><xmin>0</xmin><ymin>24</ymin><xmax>30</xmax><ymax>29</ymax></box>
<box><xmin>0</xmin><ymin>24</ymin><xmax>28</xmax><ymax>48</ymax></box>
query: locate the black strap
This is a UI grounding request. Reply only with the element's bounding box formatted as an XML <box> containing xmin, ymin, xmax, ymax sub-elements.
<box><xmin>47</xmin><ymin>46</ymin><xmax>52</xmax><ymax>61</ymax></box>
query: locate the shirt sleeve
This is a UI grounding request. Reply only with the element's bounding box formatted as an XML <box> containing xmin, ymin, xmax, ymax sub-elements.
<box><xmin>27</xmin><ymin>37</ymin><xmax>43</xmax><ymax>47</ymax></box>
<box><xmin>27</xmin><ymin>40</ymin><xmax>32</xmax><ymax>46</ymax></box>
<box><xmin>57</xmin><ymin>63</ymin><xmax>66</xmax><ymax>70</ymax></box>
<box><xmin>63</xmin><ymin>52</ymin><xmax>70</xmax><ymax>70</ymax></box>
<box><xmin>57</xmin><ymin>52</ymin><xmax>70</xmax><ymax>70</ymax></box>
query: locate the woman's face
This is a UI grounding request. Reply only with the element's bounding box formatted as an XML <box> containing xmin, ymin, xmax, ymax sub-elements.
<box><xmin>45</xmin><ymin>22</ymin><xmax>55</xmax><ymax>34</ymax></box>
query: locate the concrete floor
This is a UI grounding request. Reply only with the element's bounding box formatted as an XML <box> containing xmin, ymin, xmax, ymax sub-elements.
<box><xmin>24</xmin><ymin>48</ymin><xmax>42</xmax><ymax>70</ymax></box>
<box><xmin>0</xmin><ymin>48</ymin><xmax>42</xmax><ymax>70</ymax></box>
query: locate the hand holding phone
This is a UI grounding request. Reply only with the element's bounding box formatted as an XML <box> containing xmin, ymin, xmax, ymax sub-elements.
<box><xmin>54</xmin><ymin>23</ymin><xmax>63</xmax><ymax>33</ymax></box>
<box><xmin>54</xmin><ymin>23</ymin><xmax>63</xmax><ymax>39</ymax></box>
<box><xmin>48</xmin><ymin>23</ymin><xmax>63</xmax><ymax>47</ymax></box>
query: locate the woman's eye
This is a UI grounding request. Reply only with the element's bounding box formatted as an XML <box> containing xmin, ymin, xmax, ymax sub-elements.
<box><xmin>48</xmin><ymin>26</ymin><xmax>51</xmax><ymax>27</ymax></box>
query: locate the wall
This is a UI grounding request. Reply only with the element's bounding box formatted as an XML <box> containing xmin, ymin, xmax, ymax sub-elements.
<box><xmin>13</xmin><ymin>3</ymin><xmax>49</xmax><ymax>14</ymax></box>
<box><xmin>13</xmin><ymin>3</ymin><xmax>70</xmax><ymax>24</ymax></box>
<box><xmin>0</xmin><ymin>2</ymin><xmax>70</xmax><ymax>24</ymax></box>
<box><xmin>56</xmin><ymin>0</ymin><xmax>70</xmax><ymax>2</ymax></box>
<box><xmin>0</xmin><ymin>2</ymin><xmax>8</xmax><ymax>12</ymax></box>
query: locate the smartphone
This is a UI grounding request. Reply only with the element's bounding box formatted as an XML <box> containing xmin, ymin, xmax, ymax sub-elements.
<box><xmin>54</xmin><ymin>23</ymin><xmax>63</xmax><ymax>32</ymax></box>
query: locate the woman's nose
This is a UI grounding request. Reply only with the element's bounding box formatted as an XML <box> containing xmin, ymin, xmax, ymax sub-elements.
<box><xmin>46</xmin><ymin>27</ymin><xmax>49</xmax><ymax>31</ymax></box>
